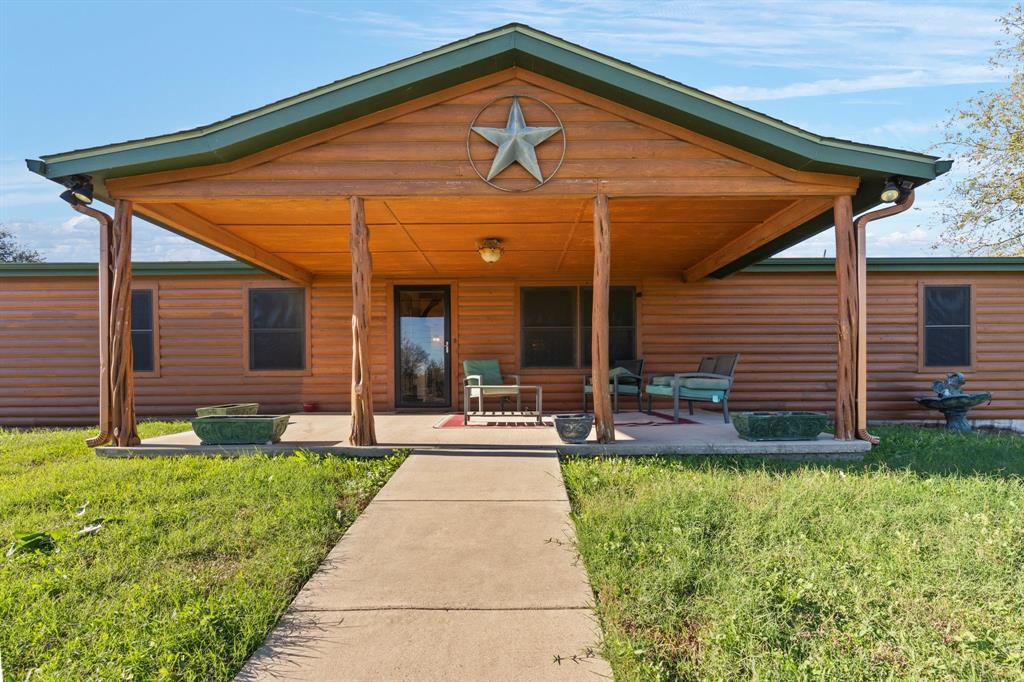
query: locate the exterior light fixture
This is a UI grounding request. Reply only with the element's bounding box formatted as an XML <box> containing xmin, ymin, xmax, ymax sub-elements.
<box><xmin>58</xmin><ymin>176</ymin><xmax>94</xmax><ymax>205</ymax></box>
<box><xmin>477</xmin><ymin>237</ymin><xmax>504</xmax><ymax>263</ymax></box>
<box><xmin>880</xmin><ymin>177</ymin><xmax>913</xmax><ymax>203</ymax></box>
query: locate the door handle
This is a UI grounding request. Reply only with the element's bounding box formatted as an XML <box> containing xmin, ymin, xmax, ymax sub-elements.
<box><xmin>444</xmin><ymin>340</ymin><xmax>450</xmax><ymax>354</ymax></box>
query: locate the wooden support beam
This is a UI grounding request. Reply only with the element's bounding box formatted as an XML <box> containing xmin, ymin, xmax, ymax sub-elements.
<box><xmin>682</xmin><ymin>197</ymin><xmax>833</xmax><ymax>282</ymax></box>
<box><xmin>134</xmin><ymin>202</ymin><xmax>313</xmax><ymax>284</ymax></box>
<box><xmin>592</xmin><ymin>192</ymin><xmax>615</xmax><ymax>444</ymax></box>
<box><xmin>348</xmin><ymin>196</ymin><xmax>377</xmax><ymax>446</ymax></box>
<box><xmin>109</xmin><ymin>199</ymin><xmax>140</xmax><ymax>446</ymax></box>
<box><xmin>833</xmin><ymin>195</ymin><xmax>857</xmax><ymax>441</ymax></box>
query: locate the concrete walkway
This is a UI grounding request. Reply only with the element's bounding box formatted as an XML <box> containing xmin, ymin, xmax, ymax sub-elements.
<box><xmin>237</xmin><ymin>448</ymin><xmax>611</xmax><ymax>681</ymax></box>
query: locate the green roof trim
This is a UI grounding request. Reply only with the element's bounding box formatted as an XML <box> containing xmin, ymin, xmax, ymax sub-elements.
<box><xmin>25</xmin><ymin>24</ymin><xmax>951</xmax><ymax>276</ymax></box>
<box><xmin>3</xmin><ymin>257</ymin><xmax>1021</xmax><ymax>278</ymax></box>
<box><xmin>745</xmin><ymin>257</ymin><xmax>1024</xmax><ymax>273</ymax></box>
<box><xmin>0</xmin><ymin>261</ymin><xmax>259</xmax><ymax>277</ymax></box>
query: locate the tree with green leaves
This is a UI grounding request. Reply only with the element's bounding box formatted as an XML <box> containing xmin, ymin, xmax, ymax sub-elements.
<box><xmin>0</xmin><ymin>224</ymin><xmax>44</xmax><ymax>263</ymax></box>
<box><xmin>940</xmin><ymin>3</ymin><xmax>1023</xmax><ymax>256</ymax></box>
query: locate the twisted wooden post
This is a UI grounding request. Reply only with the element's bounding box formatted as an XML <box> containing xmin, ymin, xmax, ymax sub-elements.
<box><xmin>349</xmin><ymin>196</ymin><xmax>377</xmax><ymax>446</ymax></box>
<box><xmin>592</xmin><ymin>192</ymin><xmax>615</xmax><ymax>444</ymax></box>
<box><xmin>833</xmin><ymin>195</ymin><xmax>857</xmax><ymax>441</ymax></box>
<box><xmin>109</xmin><ymin>199</ymin><xmax>140</xmax><ymax>446</ymax></box>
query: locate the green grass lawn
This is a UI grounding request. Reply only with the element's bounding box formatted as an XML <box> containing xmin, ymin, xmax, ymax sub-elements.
<box><xmin>0</xmin><ymin>423</ymin><xmax>404</xmax><ymax>681</ymax></box>
<box><xmin>563</xmin><ymin>426</ymin><xmax>1024</xmax><ymax>680</ymax></box>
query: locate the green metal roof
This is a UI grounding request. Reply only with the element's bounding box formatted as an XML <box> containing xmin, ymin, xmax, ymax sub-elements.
<box><xmin>3</xmin><ymin>257</ymin><xmax>1020</xmax><ymax>278</ymax></box>
<box><xmin>25</xmin><ymin>23</ymin><xmax>951</xmax><ymax>278</ymax></box>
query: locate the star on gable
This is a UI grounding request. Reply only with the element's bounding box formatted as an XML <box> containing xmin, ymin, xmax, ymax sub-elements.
<box><xmin>471</xmin><ymin>97</ymin><xmax>562</xmax><ymax>183</ymax></box>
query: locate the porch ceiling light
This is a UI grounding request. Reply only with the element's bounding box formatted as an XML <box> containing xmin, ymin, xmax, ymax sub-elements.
<box><xmin>477</xmin><ymin>237</ymin><xmax>504</xmax><ymax>263</ymax></box>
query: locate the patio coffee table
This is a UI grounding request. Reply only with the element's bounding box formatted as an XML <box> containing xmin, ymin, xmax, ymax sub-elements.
<box><xmin>463</xmin><ymin>384</ymin><xmax>543</xmax><ymax>424</ymax></box>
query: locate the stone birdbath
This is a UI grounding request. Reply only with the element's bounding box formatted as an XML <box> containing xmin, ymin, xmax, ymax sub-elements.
<box><xmin>914</xmin><ymin>372</ymin><xmax>992</xmax><ymax>433</ymax></box>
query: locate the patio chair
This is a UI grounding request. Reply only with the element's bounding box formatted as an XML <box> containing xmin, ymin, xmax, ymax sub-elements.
<box><xmin>582</xmin><ymin>359</ymin><xmax>645</xmax><ymax>413</ymax></box>
<box><xmin>462</xmin><ymin>359</ymin><xmax>522</xmax><ymax>421</ymax></box>
<box><xmin>644</xmin><ymin>354</ymin><xmax>740</xmax><ymax>423</ymax></box>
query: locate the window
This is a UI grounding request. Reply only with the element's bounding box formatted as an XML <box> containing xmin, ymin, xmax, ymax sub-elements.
<box><xmin>131</xmin><ymin>289</ymin><xmax>156</xmax><ymax>373</ymax></box>
<box><xmin>520</xmin><ymin>286</ymin><xmax>636</xmax><ymax>368</ymax></box>
<box><xmin>248</xmin><ymin>287</ymin><xmax>306</xmax><ymax>371</ymax></box>
<box><xmin>922</xmin><ymin>285</ymin><xmax>971</xmax><ymax>367</ymax></box>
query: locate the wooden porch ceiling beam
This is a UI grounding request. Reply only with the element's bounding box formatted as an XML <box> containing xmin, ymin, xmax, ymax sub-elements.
<box><xmin>682</xmin><ymin>197</ymin><xmax>834</xmax><ymax>282</ymax></box>
<box><xmin>135</xmin><ymin>203</ymin><xmax>313</xmax><ymax>284</ymax></box>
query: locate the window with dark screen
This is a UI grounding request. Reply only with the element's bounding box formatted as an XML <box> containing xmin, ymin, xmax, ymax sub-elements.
<box><xmin>520</xmin><ymin>286</ymin><xmax>636</xmax><ymax>368</ymax></box>
<box><xmin>131</xmin><ymin>289</ymin><xmax>155</xmax><ymax>373</ymax></box>
<box><xmin>922</xmin><ymin>285</ymin><xmax>971</xmax><ymax>367</ymax></box>
<box><xmin>248</xmin><ymin>288</ymin><xmax>306</xmax><ymax>371</ymax></box>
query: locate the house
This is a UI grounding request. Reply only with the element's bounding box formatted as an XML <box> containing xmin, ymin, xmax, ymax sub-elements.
<box><xmin>20</xmin><ymin>24</ymin><xmax>998</xmax><ymax>446</ymax></box>
<box><xmin>1</xmin><ymin>257</ymin><xmax>1022</xmax><ymax>431</ymax></box>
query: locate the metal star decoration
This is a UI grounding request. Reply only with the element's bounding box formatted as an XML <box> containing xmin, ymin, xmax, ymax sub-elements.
<box><xmin>471</xmin><ymin>97</ymin><xmax>562</xmax><ymax>183</ymax></box>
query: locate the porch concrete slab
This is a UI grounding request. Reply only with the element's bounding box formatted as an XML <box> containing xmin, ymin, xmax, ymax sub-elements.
<box><xmin>237</xmin><ymin>608</ymin><xmax>607</xmax><ymax>682</ymax></box>
<box><xmin>289</xmin><ymin>498</ymin><xmax>592</xmax><ymax>610</ymax></box>
<box><xmin>375</xmin><ymin>449</ymin><xmax>568</xmax><ymax>501</ymax></box>
<box><xmin>108</xmin><ymin>410</ymin><xmax>869</xmax><ymax>458</ymax></box>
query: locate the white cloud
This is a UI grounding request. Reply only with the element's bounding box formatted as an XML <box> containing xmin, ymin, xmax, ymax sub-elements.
<box><xmin>710</xmin><ymin>65</ymin><xmax>1005</xmax><ymax>102</ymax></box>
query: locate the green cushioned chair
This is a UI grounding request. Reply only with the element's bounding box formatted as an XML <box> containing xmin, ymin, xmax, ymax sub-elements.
<box><xmin>645</xmin><ymin>354</ymin><xmax>740</xmax><ymax>423</ymax></box>
<box><xmin>462</xmin><ymin>359</ymin><xmax>521</xmax><ymax>424</ymax></box>
<box><xmin>583</xmin><ymin>359</ymin><xmax>644</xmax><ymax>413</ymax></box>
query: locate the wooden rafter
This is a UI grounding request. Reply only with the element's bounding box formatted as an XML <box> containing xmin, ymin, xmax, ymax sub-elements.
<box><xmin>134</xmin><ymin>203</ymin><xmax>313</xmax><ymax>284</ymax></box>
<box><xmin>682</xmin><ymin>197</ymin><xmax>835</xmax><ymax>282</ymax></box>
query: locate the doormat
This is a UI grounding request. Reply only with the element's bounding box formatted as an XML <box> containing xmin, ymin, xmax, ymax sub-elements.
<box><xmin>433</xmin><ymin>412</ymin><xmax>697</xmax><ymax>428</ymax></box>
<box><xmin>434</xmin><ymin>414</ymin><xmax>550</xmax><ymax>428</ymax></box>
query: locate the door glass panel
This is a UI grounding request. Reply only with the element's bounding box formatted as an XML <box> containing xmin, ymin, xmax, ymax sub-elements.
<box><xmin>397</xmin><ymin>288</ymin><xmax>449</xmax><ymax>406</ymax></box>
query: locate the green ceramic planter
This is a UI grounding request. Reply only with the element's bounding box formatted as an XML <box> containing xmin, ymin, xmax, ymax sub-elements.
<box><xmin>733</xmin><ymin>411</ymin><xmax>828</xmax><ymax>441</ymax></box>
<box><xmin>195</xmin><ymin>403</ymin><xmax>260</xmax><ymax>417</ymax></box>
<box><xmin>191</xmin><ymin>415</ymin><xmax>290</xmax><ymax>445</ymax></box>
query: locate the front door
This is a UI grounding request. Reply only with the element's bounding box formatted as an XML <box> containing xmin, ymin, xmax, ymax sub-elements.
<box><xmin>394</xmin><ymin>286</ymin><xmax>451</xmax><ymax>408</ymax></box>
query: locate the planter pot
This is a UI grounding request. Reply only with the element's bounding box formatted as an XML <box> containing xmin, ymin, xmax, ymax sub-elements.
<box><xmin>191</xmin><ymin>415</ymin><xmax>290</xmax><ymax>445</ymax></box>
<box><xmin>553</xmin><ymin>413</ymin><xmax>595</xmax><ymax>444</ymax></box>
<box><xmin>195</xmin><ymin>403</ymin><xmax>259</xmax><ymax>417</ymax></box>
<box><xmin>732</xmin><ymin>411</ymin><xmax>828</xmax><ymax>441</ymax></box>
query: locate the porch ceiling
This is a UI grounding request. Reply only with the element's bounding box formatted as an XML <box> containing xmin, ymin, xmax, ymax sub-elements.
<box><xmin>135</xmin><ymin>195</ymin><xmax>826</xmax><ymax>279</ymax></box>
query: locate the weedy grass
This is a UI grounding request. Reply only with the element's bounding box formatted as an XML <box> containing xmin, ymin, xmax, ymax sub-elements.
<box><xmin>563</xmin><ymin>426</ymin><xmax>1024</xmax><ymax>680</ymax></box>
<box><xmin>0</xmin><ymin>423</ymin><xmax>404</xmax><ymax>681</ymax></box>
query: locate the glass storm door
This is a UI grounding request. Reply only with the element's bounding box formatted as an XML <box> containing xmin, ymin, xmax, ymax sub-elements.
<box><xmin>395</xmin><ymin>286</ymin><xmax>451</xmax><ymax>408</ymax></box>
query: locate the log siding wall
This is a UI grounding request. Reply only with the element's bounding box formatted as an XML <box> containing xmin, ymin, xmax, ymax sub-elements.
<box><xmin>1</xmin><ymin>270</ymin><xmax>1020</xmax><ymax>426</ymax></box>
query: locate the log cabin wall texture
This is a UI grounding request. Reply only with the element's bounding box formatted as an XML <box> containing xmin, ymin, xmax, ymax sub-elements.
<box><xmin>1</xmin><ymin>270</ymin><xmax>1020</xmax><ymax>426</ymax></box>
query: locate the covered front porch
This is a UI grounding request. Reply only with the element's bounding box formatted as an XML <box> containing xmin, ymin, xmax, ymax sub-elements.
<box><xmin>27</xmin><ymin>25</ymin><xmax>949</xmax><ymax>452</ymax></box>
<box><xmin>97</xmin><ymin>410</ymin><xmax>871</xmax><ymax>458</ymax></box>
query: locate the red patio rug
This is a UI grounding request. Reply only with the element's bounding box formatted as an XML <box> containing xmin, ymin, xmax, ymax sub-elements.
<box><xmin>434</xmin><ymin>412</ymin><xmax>696</xmax><ymax>428</ymax></box>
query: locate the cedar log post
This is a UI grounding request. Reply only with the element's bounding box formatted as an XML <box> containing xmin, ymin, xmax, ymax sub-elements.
<box><xmin>833</xmin><ymin>195</ymin><xmax>857</xmax><ymax>440</ymax></box>
<box><xmin>592</xmin><ymin>193</ymin><xmax>615</xmax><ymax>444</ymax></box>
<box><xmin>109</xmin><ymin>199</ymin><xmax>140</xmax><ymax>446</ymax></box>
<box><xmin>349</xmin><ymin>196</ymin><xmax>377</xmax><ymax>446</ymax></box>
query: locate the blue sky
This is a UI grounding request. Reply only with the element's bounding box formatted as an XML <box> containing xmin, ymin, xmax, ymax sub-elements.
<box><xmin>0</xmin><ymin>0</ymin><xmax>1012</xmax><ymax>261</ymax></box>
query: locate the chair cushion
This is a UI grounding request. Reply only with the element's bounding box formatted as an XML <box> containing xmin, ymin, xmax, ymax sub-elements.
<box><xmin>584</xmin><ymin>384</ymin><xmax>640</xmax><ymax>395</ymax></box>
<box><xmin>608</xmin><ymin>366</ymin><xmax>633</xmax><ymax>379</ymax></box>
<box><xmin>463</xmin><ymin>359</ymin><xmax>503</xmax><ymax>385</ymax></box>
<box><xmin>645</xmin><ymin>385</ymin><xmax>726</xmax><ymax>401</ymax></box>
<box><xmin>469</xmin><ymin>386</ymin><xmax>520</xmax><ymax>397</ymax></box>
<box><xmin>650</xmin><ymin>375</ymin><xmax>730</xmax><ymax>390</ymax></box>
<box><xmin>679</xmin><ymin>376</ymin><xmax>730</xmax><ymax>391</ymax></box>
